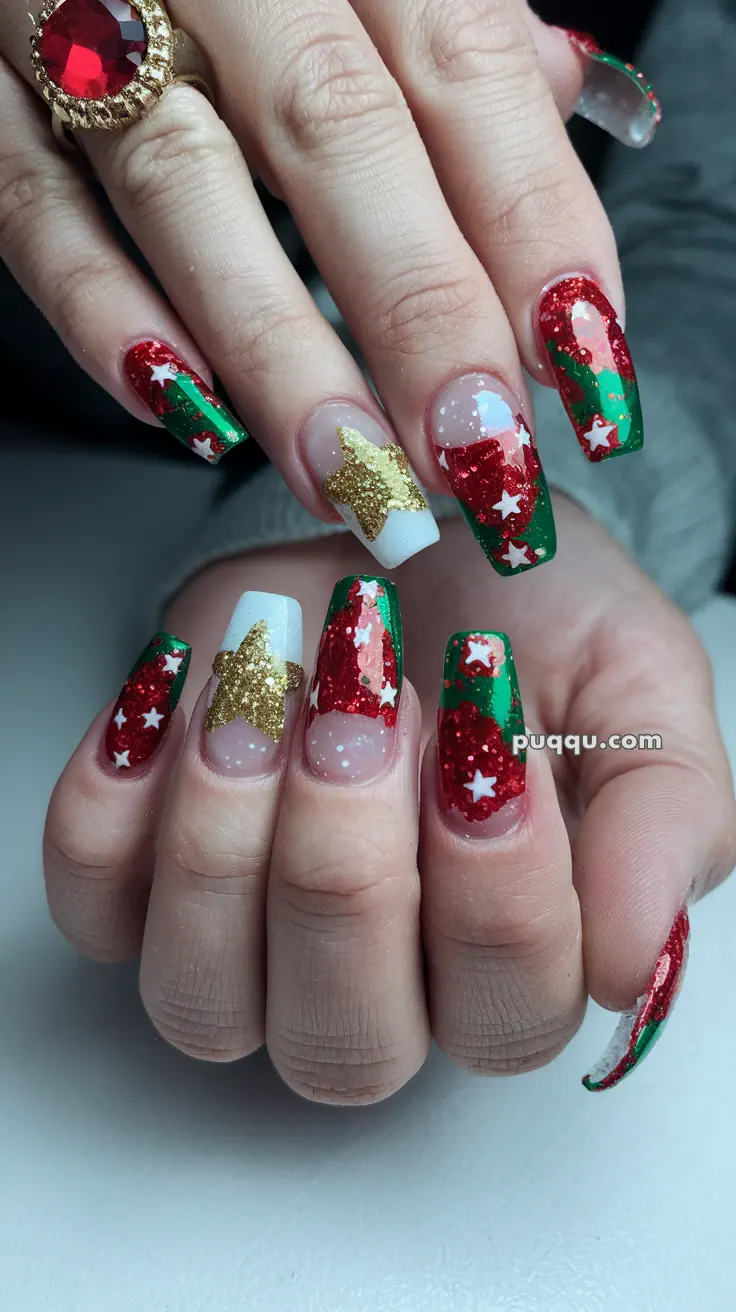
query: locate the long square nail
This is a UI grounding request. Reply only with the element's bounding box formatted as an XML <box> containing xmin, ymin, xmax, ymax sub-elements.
<box><xmin>125</xmin><ymin>340</ymin><xmax>250</xmax><ymax>464</ymax></box>
<box><xmin>204</xmin><ymin>592</ymin><xmax>303</xmax><ymax>777</ymax></box>
<box><xmin>105</xmin><ymin>631</ymin><xmax>191</xmax><ymax>770</ymax></box>
<box><xmin>537</xmin><ymin>276</ymin><xmax>643</xmax><ymax>462</ymax></box>
<box><xmin>305</xmin><ymin>575</ymin><xmax>402</xmax><ymax>783</ymax></box>
<box><xmin>299</xmin><ymin>402</ymin><xmax>439</xmax><ymax>568</ymax></box>
<box><xmin>429</xmin><ymin>374</ymin><xmax>556</xmax><ymax>575</ymax></box>
<box><xmin>559</xmin><ymin>29</ymin><xmax>661</xmax><ymax>149</ymax></box>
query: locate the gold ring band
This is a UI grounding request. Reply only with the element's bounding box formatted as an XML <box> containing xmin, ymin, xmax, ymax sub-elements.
<box><xmin>30</xmin><ymin>1</ymin><xmax>214</xmax><ymax>136</ymax></box>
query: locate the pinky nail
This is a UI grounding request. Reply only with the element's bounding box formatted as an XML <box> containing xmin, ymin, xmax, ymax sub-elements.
<box><xmin>124</xmin><ymin>340</ymin><xmax>250</xmax><ymax>464</ymax></box>
<box><xmin>438</xmin><ymin>631</ymin><xmax>526</xmax><ymax>837</ymax></box>
<box><xmin>559</xmin><ymin>29</ymin><xmax>661</xmax><ymax>149</ymax></box>
<box><xmin>582</xmin><ymin>909</ymin><xmax>690</xmax><ymax>1092</ymax></box>
<box><xmin>105</xmin><ymin>632</ymin><xmax>191</xmax><ymax>771</ymax></box>
<box><xmin>305</xmin><ymin>575</ymin><xmax>402</xmax><ymax>784</ymax></box>
<box><xmin>538</xmin><ymin>276</ymin><xmax>643</xmax><ymax>462</ymax></box>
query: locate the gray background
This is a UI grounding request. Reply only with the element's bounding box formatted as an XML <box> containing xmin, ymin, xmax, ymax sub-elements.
<box><xmin>1</xmin><ymin>442</ymin><xmax>734</xmax><ymax>1311</ymax></box>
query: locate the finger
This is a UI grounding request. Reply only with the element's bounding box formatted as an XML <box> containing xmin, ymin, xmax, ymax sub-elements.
<box><xmin>267</xmin><ymin>575</ymin><xmax>429</xmax><ymax>1104</ymax></box>
<box><xmin>0</xmin><ymin>54</ymin><xmax>244</xmax><ymax>460</ymax></box>
<box><xmin>43</xmin><ymin>632</ymin><xmax>191</xmax><ymax>961</ymax></box>
<box><xmin>140</xmin><ymin>592</ymin><xmax>304</xmax><ymax>1061</ymax></box>
<box><xmin>570</xmin><ymin>596</ymin><xmax>736</xmax><ymax>1091</ymax></box>
<box><xmin>420</xmin><ymin>630</ymin><xmax>584</xmax><ymax>1073</ymax></box>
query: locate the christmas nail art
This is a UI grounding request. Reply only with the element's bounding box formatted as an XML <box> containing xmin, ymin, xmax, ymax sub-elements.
<box><xmin>558</xmin><ymin>29</ymin><xmax>661</xmax><ymax>149</ymax></box>
<box><xmin>105</xmin><ymin>632</ymin><xmax>191</xmax><ymax>771</ymax></box>
<box><xmin>438</xmin><ymin>632</ymin><xmax>526</xmax><ymax>827</ymax></box>
<box><xmin>429</xmin><ymin>374</ymin><xmax>556</xmax><ymax>576</ymax></box>
<box><xmin>124</xmin><ymin>340</ymin><xmax>249</xmax><ymax>465</ymax></box>
<box><xmin>538</xmin><ymin>277</ymin><xmax>643</xmax><ymax>463</ymax></box>
<box><xmin>300</xmin><ymin>401</ymin><xmax>439</xmax><ymax>569</ymax></box>
<box><xmin>305</xmin><ymin>575</ymin><xmax>402</xmax><ymax>783</ymax></box>
<box><xmin>583</xmin><ymin>910</ymin><xmax>690</xmax><ymax>1092</ymax></box>
<box><xmin>205</xmin><ymin>592</ymin><xmax>303</xmax><ymax>777</ymax></box>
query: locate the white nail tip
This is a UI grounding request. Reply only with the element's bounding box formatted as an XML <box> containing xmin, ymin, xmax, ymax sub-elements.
<box><xmin>339</xmin><ymin>506</ymin><xmax>440</xmax><ymax>569</ymax></box>
<box><xmin>220</xmin><ymin>591</ymin><xmax>303</xmax><ymax>664</ymax></box>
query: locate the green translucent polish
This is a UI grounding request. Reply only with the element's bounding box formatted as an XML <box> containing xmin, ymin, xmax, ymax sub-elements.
<box><xmin>582</xmin><ymin>1016</ymin><xmax>665</xmax><ymax>1093</ymax></box>
<box><xmin>546</xmin><ymin>345</ymin><xmax>644</xmax><ymax>458</ymax></box>
<box><xmin>441</xmin><ymin>631</ymin><xmax>525</xmax><ymax>753</ymax></box>
<box><xmin>163</xmin><ymin>376</ymin><xmax>250</xmax><ymax>455</ymax></box>
<box><xmin>462</xmin><ymin>478</ymin><xmax>557</xmax><ymax>577</ymax></box>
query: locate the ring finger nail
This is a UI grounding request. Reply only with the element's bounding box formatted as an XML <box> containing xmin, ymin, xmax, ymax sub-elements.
<box><xmin>438</xmin><ymin>631</ymin><xmax>526</xmax><ymax>838</ymax></box>
<box><xmin>305</xmin><ymin>575</ymin><xmax>402</xmax><ymax>784</ymax></box>
<box><xmin>299</xmin><ymin>402</ymin><xmax>439</xmax><ymax>569</ymax></box>
<box><xmin>428</xmin><ymin>374</ymin><xmax>556</xmax><ymax>576</ymax></box>
<box><xmin>558</xmin><ymin>29</ymin><xmax>661</xmax><ymax>149</ymax></box>
<box><xmin>537</xmin><ymin>276</ymin><xmax>643</xmax><ymax>462</ymax></box>
<box><xmin>582</xmin><ymin>909</ymin><xmax>690</xmax><ymax>1092</ymax></box>
<box><xmin>124</xmin><ymin>340</ymin><xmax>250</xmax><ymax>464</ymax></box>
<box><xmin>204</xmin><ymin>592</ymin><xmax>304</xmax><ymax>778</ymax></box>
<box><xmin>105</xmin><ymin>632</ymin><xmax>191</xmax><ymax>772</ymax></box>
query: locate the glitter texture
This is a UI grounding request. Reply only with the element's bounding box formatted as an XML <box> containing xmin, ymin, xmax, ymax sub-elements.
<box><xmin>562</xmin><ymin>28</ymin><xmax>661</xmax><ymax>147</ymax></box>
<box><xmin>205</xmin><ymin>619</ymin><xmax>303</xmax><ymax>743</ymax></box>
<box><xmin>538</xmin><ymin>277</ymin><xmax>643</xmax><ymax>462</ymax></box>
<box><xmin>124</xmin><ymin>340</ymin><xmax>250</xmax><ymax>464</ymax></box>
<box><xmin>308</xmin><ymin>576</ymin><xmax>402</xmax><ymax>726</ymax></box>
<box><xmin>438</xmin><ymin>632</ymin><xmax>526</xmax><ymax>822</ymax></box>
<box><xmin>104</xmin><ymin>631</ymin><xmax>191</xmax><ymax>770</ymax></box>
<box><xmin>322</xmin><ymin>427</ymin><xmax>429</xmax><ymax>541</ymax></box>
<box><xmin>583</xmin><ymin>910</ymin><xmax>690</xmax><ymax>1092</ymax></box>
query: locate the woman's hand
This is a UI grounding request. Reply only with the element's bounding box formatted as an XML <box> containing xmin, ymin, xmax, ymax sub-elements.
<box><xmin>43</xmin><ymin>496</ymin><xmax>736</xmax><ymax>1098</ymax></box>
<box><xmin>0</xmin><ymin>1</ymin><xmax>657</xmax><ymax>571</ymax></box>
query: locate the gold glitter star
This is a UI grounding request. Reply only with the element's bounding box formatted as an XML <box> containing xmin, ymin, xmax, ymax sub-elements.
<box><xmin>205</xmin><ymin>620</ymin><xmax>303</xmax><ymax>742</ymax></box>
<box><xmin>322</xmin><ymin>427</ymin><xmax>429</xmax><ymax>542</ymax></box>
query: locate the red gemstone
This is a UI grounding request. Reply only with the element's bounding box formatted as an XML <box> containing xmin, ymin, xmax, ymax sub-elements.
<box><xmin>39</xmin><ymin>0</ymin><xmax>147</xmax><ymax>100</ymax></box>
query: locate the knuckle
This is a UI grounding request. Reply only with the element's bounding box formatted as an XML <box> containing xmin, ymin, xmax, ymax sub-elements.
<box><xmin>271</xmin><ymin>31</ymin><xmax>405</xmax><ymax>154</ymax></box>
<box><xmin>376</xmin><ymin>260</ymin><xmax>484</xmax><ymax>356</ymax></box>
<box><xmin>278</xmin><ymin>853</ymin><xmax>414</xmax><ymax>931</ymax></box>
<box><xmin>481</xmin><ymin>164</ymin><xmax>581</xmax><ymax>246</ymax></box>
<box><xmin>218</xmin><ymin>300</ymin><xmax>319</xmax><ymax>381</ymax></box>
<box><xmin>0</xmin><ymin>156</ymin><xmax>66</xmax><ymax>257</ymax></box>
<box><xmin>271</xmin><ymin>1032</ymin><xmax>410</xmax><ymax>1105</ymax></box>
<box><xmin>419</xmin><ymin>0</ymin><xmax>535</xmax><ymax>86</ymax></box>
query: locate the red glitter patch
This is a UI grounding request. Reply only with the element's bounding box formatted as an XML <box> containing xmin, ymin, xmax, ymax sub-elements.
<box><xmin>124</xmin><ymin>340</ymin><xmax>229</xmax><ymax>459</ymax></box>
<box><xmin>309</xmin><ymin>581</ymin><xmax>399</xmax><ymax>727</ymax></box>
<box><xmin>438</xmin><ymin>418</ymin><xmax>541</xmax><ymax>539</ymax></box>
<box><xmin>438</xmin><ymin>700</ymin><xmax>526</xmax><ymax>821</ymax></box>
<box><xmin>105</xmin><ymin>640</ymin><xmax>184</xmax><ymax>769</ymax></box>
<box><xmin>538</xmin><ymin>276</ymin><xmax>635</xmax><ymax>385</ymax></box>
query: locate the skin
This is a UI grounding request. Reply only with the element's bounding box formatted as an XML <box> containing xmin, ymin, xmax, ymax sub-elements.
<box><xmin>44</xmin><ymin>496</ymin><xmax>736</xmax><ymax>1101</ymax></box>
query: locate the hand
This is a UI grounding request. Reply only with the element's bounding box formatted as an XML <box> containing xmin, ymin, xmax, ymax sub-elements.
<box><xmin>1</xmin><ymin>1</ymin><xmax>657</xmax><ymax>572</ymax></box>
<box><xmin>43</xmin><ymin>496</ymin><xmax>736</xmax><ymax>1098</ymax></box>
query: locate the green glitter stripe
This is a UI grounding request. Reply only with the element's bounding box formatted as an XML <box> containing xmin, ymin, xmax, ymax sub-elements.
<box><xmin>130</xmin><ymin>631</ymin><xmax>192</xmax><ymax>710</ymax></box>
<box><xmin>592</xmin><ymin>50</ymin><xmax>658</xmax><ymax>112</ymax></box>
<box><xmin>582</xmin><ymin>1017</ymin><xmax>665</xmax><ymax>1093</ymax></box>
<box><xmin>441</xmin><ymin>631</ymin><xmax>525</xmax><ymax>751</ymax></box>
<box><xmin>463</xmin><ymin>475</ymin><xmax>557</xmax><ymax>577</ymax></box>
<box><xmin>546</xmin><ymin>347</ymin><xmax>644</xmax><ymax>456</ymax></box>
<box><xmin>163</xmin><ymin>376</ymin><xmax>250</xmax><ymax>453</ymax></box>
<box><xmin>324</xmin><ymin>574</ymin><xmax>403</xmax><ymax>690</ymax></box>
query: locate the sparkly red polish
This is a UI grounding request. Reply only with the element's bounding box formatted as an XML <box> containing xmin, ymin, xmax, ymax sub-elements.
<box><xmin>307</xmin><ymin>576</ymin><xmax>402</xmax><ymax>727</ymax></box>
<box><xmin>104</xmin><ymin>631</ymin><xmax>191</xmax><ymax>771</ymax></box>
<box><xmin>124</xmin><ymin>341</ymin><xmax>249</xmax><ymax>465</ymax></box>
<box><xmin>538</xmin><ymin>276</ymin><xmax>643</xmax><ymax>462</ymax></box>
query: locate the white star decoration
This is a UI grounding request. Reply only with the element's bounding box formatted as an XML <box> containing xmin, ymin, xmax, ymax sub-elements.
<box><xmin>380</xmin><ymin>683</ymin><xmax>397</xmax><ymax>708</ymax></box>
<box><xmin>142</xmin><ymin>707</ymin><xmax>164</xmax><ymax>730</ymax></box>
<box><xmin>492</xmin><ymin>490</ymin><xmax>522</xmax><ymax>520</ymax></box>
<box><xmin>583</xmin><ymin>418</ymin><xmax>616</xmax><ymax>451</ymax></box>
<box><xmin>464</xmin><ymin>770</ymin><xmax>497</xmax><ymax>804</ymax></box>
<box><xmin>149</xmin><ymin>362</ymin><xmax>178</xmax><ymax>387</ymax></box>
<box><xmin>113</xmin><ymin>708</ymin><xmax>127</xmax><ymax>731</ymax></box>
<box><xmin>502</xmin><ymin>543</ymin><xmax>530</xmax><ymax>570</ymax></box>
<box><xmin>357</xmin><ymin>579</ymin><xmax>379</xmax><ymax>600</ymax></box>
<box><xmin>466</xmin><ymin>638</ymin><xmax>492</xmax><ymax>668</ymax></box>
<box><xmin>192</xmin><ymin>437</ymin><xmax>218</xmax><ymax>463</ymax></box>
<box><xmin>517</xmin><ymin>425</ymin><xmax>532</xmax><ymax>449</ymax></box>
<box><xmin>309</xmin><ymin>682</ymin><xmax>320</xmax><ymax>710</ymax></box>
<box><xmin>354</xmin><ymin>625</ymin><xmax>372</xmax><ymax>648</ymax></box>
<box><xmin>438</xmin><ymin>450</ymin><xmax>449</xmax><ymax>471</ymax></box>
<box><xmin>163</xmin><ymin>654</ymin><xmax>183</xmax><ymax>675</ymax></box>
<box><xmin>113</xmin><ymin>750</ymin><xmax>131</xmax><ymax>770</ymax></box>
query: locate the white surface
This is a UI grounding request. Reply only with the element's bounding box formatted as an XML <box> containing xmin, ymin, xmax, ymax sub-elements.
<box><xmin>221</xmin><ymin>591</ymin><xmax>303</xmax><ymax>663</ymax></box>
<box><xmin>1</xmin><ymin>444</ymin><xmax>735</xmax><ymax>1311</ymax></box>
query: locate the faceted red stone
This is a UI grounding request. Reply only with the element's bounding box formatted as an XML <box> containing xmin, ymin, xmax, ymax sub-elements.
<box><xmin>39</xmin><ymin>0</ymin><xmax>147</xmax><ymax>100</ymax></box>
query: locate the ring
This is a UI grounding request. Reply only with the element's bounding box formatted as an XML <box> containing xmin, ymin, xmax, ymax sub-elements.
<box><xmin>30</xmin><ymin>0</ymin><xmax>214</xmax><ymax>138</ymax></box>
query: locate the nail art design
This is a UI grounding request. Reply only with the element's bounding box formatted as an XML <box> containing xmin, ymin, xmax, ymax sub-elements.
<box><xmin>583</xmin><ymin>910</ymin><xmax>690</xmax><ymax>1092</ymax></box>
<box><xmin>105</xmin><ymin>631</ymin><xmax>191</xmax><ymax>770</ymax></box>
<box><xmin>559</xmin><ymin>29</ymin><xmax>661</xmax><ymax>150</ymax></box>
<box><xmin>300</xmin><ymin>401</ymin><xmax>439</xmax><ymax>569</ymax></box>
<box><xmin>205</xmin><ymin>592</ymin><xmax>303</xmax><ymax>777</ymax></box>
<box><xmin>124</xmin><ymin>340</ymin><xmax>249</xmax><ymax>465</ymax></box>
<box><xmin>438</xmin><ymin>632</ymin><xmax>525</xmax><ymax>824</ymax></box>
<box><xmin>538</xmin><ymin>276</ymin><xmax>643</xmax><ymax>463</ymax></box>
<box><xmin>305</xmin><ymin>575</ymin><xmax>402</xmax><ymax>782</ymax></box>
<box><xmin>429</xmin><ymin>374</ymin><xmax>556</xmax><ymax>576</ymax></box>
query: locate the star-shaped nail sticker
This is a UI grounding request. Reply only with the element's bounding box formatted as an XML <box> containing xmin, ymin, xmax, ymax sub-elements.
<box><xmin>322</xmin><ymin>427</ymin><xmax>429</xmax><ymax>541</ymax></box>
<box><xmin>205</xmin><ymin>620</ymin><xmax>303</xmax><ymax>743</ymax></box>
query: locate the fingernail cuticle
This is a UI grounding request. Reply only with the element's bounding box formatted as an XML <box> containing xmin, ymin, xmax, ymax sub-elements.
<box><xmin>124</xmin><ymin>340</ymin><xmax>250</xmax><ymax>464</ymax></box>
<box><xmin>105</xmin><ymin>631</ymin><xmax>191</xmax><ymax>771</ymax></box>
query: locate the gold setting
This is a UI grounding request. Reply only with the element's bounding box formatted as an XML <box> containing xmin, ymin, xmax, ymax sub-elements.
<box><xmin>30</xmin><ymin>0</ymin><xmax>175</xmax><ymax>132</ymax></box>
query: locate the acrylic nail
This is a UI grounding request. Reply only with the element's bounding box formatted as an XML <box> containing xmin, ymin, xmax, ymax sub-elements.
<box><xmin>105</xmin><ymin>631</ymin><xmax>191</xmax><ymax>771</ymax></box>
<box><xmin>124</xmin><ymin>340</ymin><xmax>250</xmax><ymax>465</ymax></box>
<box><xmin>557</xmin><ymin>29</ymin><xmax>661</xmax><ymax>150</ymax></box>
<box><xmin>204</xmin><ymin>592</ymin><xmax>303</xmax><ymax>778</ymax></box>
<box><xmin>537</xmin><ymin>276</ymin><xmax>643</xmax><ymax>462</ymax></box>
<box><xmin>582</xmin><ymin>909</ymin><xmax>690</xmax><ymax>1092</ymax></box>
<box><xmin>438</xmin><ymin>631</ymin><xmax>526</xmax><ymax>838</ymax></box>
<box><xmin>305</xmin><ymin>575</ymin><xmax>402</xmax><ymax>784</ymax></box>
<box><xmin>299</xmin><ymin>401</ymin><xmax>439</xmax><ymax>569</ymax></box>
<box><xmin>429</xmin><ymin>373</ymin><xmax>556</xmax><ymax>576</ymax></box>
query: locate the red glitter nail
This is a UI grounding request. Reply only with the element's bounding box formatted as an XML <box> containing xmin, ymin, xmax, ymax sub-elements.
<box><xmin>104</xmin><ymin>631</ymin><xmax>191</xmax><ymax>771</ymax></box>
